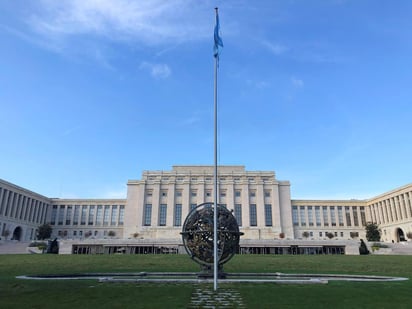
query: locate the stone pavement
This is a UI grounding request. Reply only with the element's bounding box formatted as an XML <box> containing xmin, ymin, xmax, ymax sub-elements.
<box><xmin>188</xmin><ymin>286</ymin><xmax>246</xmax><ymax>308</ymax></box>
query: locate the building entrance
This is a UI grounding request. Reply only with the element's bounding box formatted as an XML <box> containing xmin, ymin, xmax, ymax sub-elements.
<box><xmin>396</xmin><ymin>228</ymin><xmax>406</xmax><ymax>242</ymax></box>
<box><xmin>12</xmin><ymin>226</ymin><xmax>22</xmax><ymax>241</ymax></box>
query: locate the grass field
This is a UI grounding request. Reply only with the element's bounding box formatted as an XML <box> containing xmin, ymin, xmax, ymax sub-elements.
<box><xmin>1</xmin><ymin>254</ymin><xmax>412</xmax><ymax>308</ymax></box>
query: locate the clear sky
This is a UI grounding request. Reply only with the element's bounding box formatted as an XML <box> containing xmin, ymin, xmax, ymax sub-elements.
<box><xmin>1</xmin><ymin>0</ymin><xmax>411</xmax><ymax>200</ymax></box>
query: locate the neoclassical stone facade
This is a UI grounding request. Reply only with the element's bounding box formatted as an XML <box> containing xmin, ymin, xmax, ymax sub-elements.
<box><xmin>1</xmin><ymin>165</ymin><xmax>411</xmax><ymax>247</ymax></box>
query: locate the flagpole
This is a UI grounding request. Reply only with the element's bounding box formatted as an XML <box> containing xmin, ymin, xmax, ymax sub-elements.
<box><xmin>213</xmin><ymin>7</ymin><xmax>219</xmax><ymax>292</ymax></box>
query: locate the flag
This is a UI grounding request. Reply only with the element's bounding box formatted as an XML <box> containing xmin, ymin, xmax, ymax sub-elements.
<box><xmin>214</xmin><ymin>10</ymin><xmax>223</xmax><ymax>58</ymax></box>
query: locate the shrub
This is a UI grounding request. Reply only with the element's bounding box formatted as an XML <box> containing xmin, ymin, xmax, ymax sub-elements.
<box><xmin>29</xmin><ymin>242</ymin><xmax>47</xmax><ymax>250</ymax></box>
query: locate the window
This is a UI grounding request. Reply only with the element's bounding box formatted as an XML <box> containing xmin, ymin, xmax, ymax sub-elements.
<box><xmin>66</xmin><ymin>206</ymin><xmax>72</xmax><ymax>225</ymax></box>
<box><xmin>292</xmin><ymin>206</ymin><xmax>298</xmax><ymax>226</ymax></box>
<box><xmin>206</xmin><ymin>191</ymin><xmax>211</xmax><ymax>197</ymax></box>
<box><xmin>345</xmin><ymin>206</ymin><xmax>352</xmax><ymax>226</ymax></box>
<box><xmin>352</xmin><ymin>207</ymin><xmax>359</xmax><ymax>226</ymax></box>
<box><xmin>118</xmin><ymin>206</ymin><xmax>125</xmax><ymax>225</ymax></box>
<box><xmin>191</xmin><ymin>191</ymin><xmax>197</xmax><ymax>197</ymax></box>
<box><xmin>80</xmin><ymin>206</ymin><xmax>87</xmax><ymax>225</ymax></box>
<box><xmin>360</xmin><ymin>207</ymin><xmax>366</xmax><ymax>226</ymax></box>
<box><xmin>51</xmin><ymin>205</ymin><xmax>57</xmax><ymax>225</ymax></box>
<box><xmin>235</xmin><ymin>191</ymin><xmax>241</xmax><ymax>197</ymax></box>
<box><xmin>174</xmin><ymin>204</ymin><xmax>182</xmax><ymax>226</ymax></box>
<box><xmin>103</xmin><ymin>205</ymin><xmax>110</xmax><ymax>226</ymax></box>
<box><xmin>319</xmin><ymin>232</ymin><xmax>323</xmax><ymax>237</ymax></box>
<box><xmin>308</xmin><ymin>206</ymin><xmax>313</xmax><ymax>226</ymax></box>
<box><xmin>264</xmin><ymin>204</ymin><xmax>273</xmax><ymax>226</ymax></box>
<box><xmin>250</xmin><ymin>191</ymin><xmax>256</xmax><ymax>197</ymax></box>
<box><xmin>159</xmin><ymin>204</ymin><xmax>167</xmax><ymax>226</ymax></box>
<box><xmin>111</xmin><ymin>206</ymin><xmax>118</xmax><ymax>226</ymax></box>
<box><xmin>264</xmin><ymin>191</ymin><xmax>271</xmax><ymax>197</ymax></box>
<box><xmin>161</xmin><ymin>191</ymin><xmax>167</xmax><ymax>197</ymax></box>
<box><xmin>315</xmin><ymin>206</ymin><xmax>321</xmax><ymax>226</ymax></box>
<box><xmin>88</xmin><ymin>206</ymin><xmax>95</xmax><ymax>225</ymax></box>
<box><xmin>73</xmin><ymin>205</ymin><xmax>80</xmax><ymax>225</ymax></box>
<box><xmin>322</xmin><ymin>206</ymin><xmax>328</xmax><ymax>226</ymax></box>
<box><xmin>176</xmin><ymin>191</ymin><xmax>182</xmax><ymax>197</ymax></box>
<box><xmin>330</xmin><ymin>206</ymin><xmax>336</xmax><ymax>226</ymax></box>
<box><xmin>234</xmin><ymin>204</ymin><xmax>242</xmax><ymax>226</ymax></box>
<box><xmin>300</xmin><ymin>206</ymin><xmax>306</xmax><ymax>226</ymax></box>
<box><xmin>337</xmin><ymin>206</ymin><xmax>344</xmax><ymax>226</ymax></box>
<box><xmin>220</xmin><ymin>191</ymin><xmax>226</xmax><ymax>197</ymax></box>
<box><xmin>96</xmin><ymin>205</ymin><xmax>103</xmax><ymax>225</ymax></box>
<box><xmin>190</xmin><ymin>204</ymin><xmax>197</xmax><ymax>211</ymax></box>
<box><xmin>340</xmin><ymin>232</ymin><xmax>344</xmax><ymax>237</ymax></box>
<box><xmin>143</xmin><ymin>204</ymin><xmax>152</xmax><ymax>226</ymax></box>
<box><xmin>249</xmin><ymin>204</ymin><xmax>257</xmax><ymax>226</ymax></box>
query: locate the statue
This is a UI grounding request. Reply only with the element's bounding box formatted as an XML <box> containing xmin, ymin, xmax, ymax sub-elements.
<box><xmin>181</xmin><ymin>202</ymin><xmax>243</xmax><ymax>278</ymax></box>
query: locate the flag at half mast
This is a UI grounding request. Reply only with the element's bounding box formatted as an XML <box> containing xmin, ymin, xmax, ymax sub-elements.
<box><xmin>214</xmin><ymin>8</ymin><xmax>223</xmax><ymax>58</ymax></box>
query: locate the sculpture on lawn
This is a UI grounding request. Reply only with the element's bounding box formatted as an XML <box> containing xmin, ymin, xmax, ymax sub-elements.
<box><xmin>181</xmin><ymin>202</ymin><xmax>243</xmax><ymax>277</ymax></box>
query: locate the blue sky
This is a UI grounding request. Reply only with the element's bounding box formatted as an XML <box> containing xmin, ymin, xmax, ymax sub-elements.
<box><xmin>1</xmin><ymin>0</ymin><xmax>411</xmax><ymax>200</ymax></box>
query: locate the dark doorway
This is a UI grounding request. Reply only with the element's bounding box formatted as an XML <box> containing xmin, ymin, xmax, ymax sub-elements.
<box><xmin>396</xmin><ymin>228</ymin><xmax>406</xmax><ymax>242</ymax></box>
<box><xmin>12</xmin><ymin>226</ymin><xmax>22</xmax><ymax>241</ymax></box>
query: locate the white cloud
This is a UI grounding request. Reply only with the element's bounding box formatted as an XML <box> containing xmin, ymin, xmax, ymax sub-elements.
<box><xmin>261</xmin><ymin>40</ymin><xmax>288</xmax><ymax>55</ymax></box>
<box><xmin>139</xmin><ymin>61</ymin><xmax>171</xmax><ymax>79</ymax></box>
<box><xmin>291</xmin><ymin>77</ymin><xmax>304</xmax><ymax>88</ymax></box>
<box><xmin>28</xmin><ymin>0</ymin><xmax>211</xmax><ymax>45</ymax></box>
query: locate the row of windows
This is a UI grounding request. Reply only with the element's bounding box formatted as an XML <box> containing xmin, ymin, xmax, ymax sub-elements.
<box><xmin>300</xmin><ymin>231</ymin><xmax>359</xmax><ymax>239</ymax></box>
<box><xmin>146</xmin><ymin>176</ymin><xmax>273</xmax><ymax>183</ymax></box>
<box><xmin>56</xmin><ymin>229</ymin><xmax>117</xmax><ymax>238</ymax></box>
<box><xmin>0</xmin><ymin>187</ymin><xmax>49</xmax><ymax>224</ymax></box>
<box><xmin>370</xmin><ymin>192</ymin><xmax>412</xmax><ymax>225</ymax></box>
<box><xmin>143</xmin><ymin>203</ymin><xmax>274</xmax><ymax>228</ymax></box>
<box><xmin>50</xmin><ymin>205</ymin><xmax>125</xmax><ymax>226</ymax></box>
<box><xmin>292</xmin><ymin>206</ymin><xmax>366</xmax><ymax>227</ymax></box>
<box><xmin>147</xmin><ymin>189</ymin><xmax>272</xmax><ymax>199</ymax></box>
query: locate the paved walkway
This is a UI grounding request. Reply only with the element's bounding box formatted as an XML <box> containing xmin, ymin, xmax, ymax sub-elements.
<box><xmin>188</xmin><ymin>286</ymin><xmax>246</xmax><ymax>308</ymax></box>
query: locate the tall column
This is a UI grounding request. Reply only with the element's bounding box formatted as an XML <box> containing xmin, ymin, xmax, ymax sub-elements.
<box><xmin>272</xmin><ymin>184</ymin><xmax>281</xmax><ymax>230</ymax></box>
<box><xmin>167</xmin><ymin>182</ymin><xmax>175</xmax><ymax>227</ymax></box>
<box><xmin>241</xmin><ymin>180</ymin><xmax>249</xmax><ymax>228</ymax></box>
<box><xmin>256</xmin><ymin>181</ymin><xmax>265</xmax><ymax>228</ymax></box>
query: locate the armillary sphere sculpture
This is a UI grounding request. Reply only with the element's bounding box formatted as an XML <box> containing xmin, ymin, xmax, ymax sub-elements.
<box><xmin>181</xmin><ymin>202</ymin><xmax>243</xmax><ymax>278</ymax></box>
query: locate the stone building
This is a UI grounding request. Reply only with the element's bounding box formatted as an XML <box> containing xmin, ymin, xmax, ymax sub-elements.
<box><xmin>1</xmin><ymin>165</ymin><xmax>412</xmax><ymax>254</ymax></box>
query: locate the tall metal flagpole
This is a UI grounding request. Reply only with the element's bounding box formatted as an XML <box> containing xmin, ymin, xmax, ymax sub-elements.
<box><xmin>213</xmin><ymin>7</ymin><xmax>222</xmax><ymax>292</ymax></box>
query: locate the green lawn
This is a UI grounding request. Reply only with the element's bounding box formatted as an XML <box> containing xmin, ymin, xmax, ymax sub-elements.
<box><xmin>1</xmin><ymin>254</ymin><xmax>411</xmax><ymax>308</ymax></box>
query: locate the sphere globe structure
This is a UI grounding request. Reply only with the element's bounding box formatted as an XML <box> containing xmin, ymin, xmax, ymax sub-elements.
<box><xmin>181</xmin><ymin>202</ymin><xmax>243</xmax><ymax>268</ymax></box>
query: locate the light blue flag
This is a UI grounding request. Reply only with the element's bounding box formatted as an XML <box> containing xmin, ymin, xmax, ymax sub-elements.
<box><xmin>214</xmin><ymin>11</ymin><xmax>223</xmax><ymax>58</ymax></box>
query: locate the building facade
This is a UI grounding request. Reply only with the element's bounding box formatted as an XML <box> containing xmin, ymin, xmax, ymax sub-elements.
<box><xmin>1</xmin><ymin>165</ymin><xmax>412</xmax><ymax>249</ymax></box>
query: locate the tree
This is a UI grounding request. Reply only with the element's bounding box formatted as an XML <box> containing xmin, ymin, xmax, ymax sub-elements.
<box><xmin>37</xmin><ymin>224</ymin><xmax>52</xmax><ymax>240</ymax></box>
<box><xmin>326</xmin><ymin>232</ymin><xmax>334</xmax><ymax>239</ymax></box>
<box><xmin>365</xmin><ymin>222</ymin><xmax>381</xmax><ymax>241</ymax></box>
<box><xmin>302</xmin><ymin>231</ymin><xmax>310</xmax><ymax>239</ymax></box>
